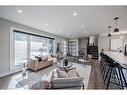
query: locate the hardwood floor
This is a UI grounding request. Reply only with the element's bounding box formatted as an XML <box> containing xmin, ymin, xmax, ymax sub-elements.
<box><xmin>87</xmin><ymin>59</ymin><xmax>106</xmax><ymax>89</ymax></box>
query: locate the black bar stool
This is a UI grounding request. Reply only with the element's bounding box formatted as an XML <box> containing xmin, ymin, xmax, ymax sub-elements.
<box><xmin>103</xmin><ymin>61</ymin><xmax>127</xmax><ymax>89</ymax></box>
<box><xmin>100</xmin><ymin>53</ymin><xmax>112</xmax><ymax>79</ymax></box>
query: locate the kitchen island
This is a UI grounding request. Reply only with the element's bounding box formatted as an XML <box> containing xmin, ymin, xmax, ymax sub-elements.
<box><xmin>103</xmin><ymin>51</ymin><xmax>127</xmax><ymax>67</ymax></box>
<box><xmin>102</xmin><ymin>51</ymin><xmax>127</xmax><ymax>89</ymax></box>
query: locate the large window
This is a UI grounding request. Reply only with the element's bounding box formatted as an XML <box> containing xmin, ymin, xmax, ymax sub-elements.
<box><xmin>30</xmin><ymin>36</ymin><xmax>48</xmax><ymax>57</ymax></box>
<box><xmin>14</xmin><ymin>31</ymin><xmax>54</xmax><ymax>66</ymax></box>
<box><xmin>110</xmin><ymin>38</ymin><xmax>123</xmax><ymax>52</ymax></box>
<box><xmin>14</xmin><ymin>32</ymin><xmax>28</xmax><ymax>65</ymax></box>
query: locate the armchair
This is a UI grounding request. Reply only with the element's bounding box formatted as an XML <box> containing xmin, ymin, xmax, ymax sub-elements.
<box><xmin>78</xmin><ymin>54</ymin><xmax>92</xmax><ymax>65</ymax></box>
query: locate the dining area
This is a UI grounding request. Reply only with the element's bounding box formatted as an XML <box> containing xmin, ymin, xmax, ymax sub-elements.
<box><xmin>100</xmin><ymin>51</ymin><xmax>127</xmax><ymax>89</ymax></box>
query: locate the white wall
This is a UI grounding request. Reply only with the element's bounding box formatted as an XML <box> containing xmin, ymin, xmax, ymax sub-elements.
<box><xmin>0</xmin><ymin>18</ymin><xmax>66</xmax><ymax>76</ymax></box>
<box><xmin>98</xmin><ymin>36</ymin><xmax>110</xmax><ymax>54</ymax></box>
<box><xmin>98</xmin><ymin>34</ymin><xmax>127</xmax><ymax>54</ymax></box>
<box><xmin>78</xmin><ymin>38</ymin><xmax>87</xmax><ymax>54</ymax></box>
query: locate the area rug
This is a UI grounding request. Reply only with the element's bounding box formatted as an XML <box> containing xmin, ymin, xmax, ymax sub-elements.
<box><xmin>72</xmin><ymin>63</ymin><xmax>91</xmax><ymax>89</ymax></box>
<box><xmin>16</xmin><ymin>63</ymin><xmax>91</xmax><ymax>89</ymax></box>
<box><xmin>16</xmin><ymin>64</ymin><xmax>57</xmax><ymax>89</ymax></box>
<box><xmin>16</xmin><ymin>72</ymin><xmax>42</xmax><ymax>89</ymax></box>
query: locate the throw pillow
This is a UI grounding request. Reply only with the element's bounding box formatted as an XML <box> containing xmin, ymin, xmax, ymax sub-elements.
<box><xmin>57</xmin><ymin>69</ymin><xmax>68</xmax><ymax>78</ymax></box>
<box><xmin>67</xmin><ymin>68</ymin><xmax>77</xmax><ymax>78</ymax></box>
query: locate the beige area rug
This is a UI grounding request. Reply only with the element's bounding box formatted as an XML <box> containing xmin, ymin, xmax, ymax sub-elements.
<box><xmin>72</xmin><ymin>63</ymin><xmax>91</xmax><ymax>89</ymax></box>
<box><xmin>16</xmin><ymin>63</ymin><xmax>91</xmax><ymax>89</ymax></box>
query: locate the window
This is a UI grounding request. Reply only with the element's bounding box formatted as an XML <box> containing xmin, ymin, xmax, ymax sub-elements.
<box><xmin>48</xmin><ymin>39</ymin><xmax>53</xmax><ymax>54</ymax></box>
<box><xmin>110</xmin><ymin>38</ymin><xmax>123</xmax><ymax>52</ymax></box>
<box><xmin>14</xmin><ymin>32</ymin><xmax>27</xmax><ymax>65</ymax></box>
<box><xmin>68</xmin><ymin>41</ymin><xmax>76</xmax><ymax>56</ymax></box>
<box><xmin>13</xmin><ymin>31</ymin><xmax>54</xmax><ymax>66</ymax></box>
<box><xmin>62</xmin><ymin>41</ymin><xmax>67</xmax><ymax>56</ymax></box>
<box><xmin>30</xmin><ymin>36</ymin><xmax>48</xmax><ymax>57</ymax></box>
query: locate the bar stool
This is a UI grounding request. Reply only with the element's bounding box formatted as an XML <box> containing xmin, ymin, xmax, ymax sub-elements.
<box><xmin>100</xmin><ymin>53</ymin><xmax>108</xmax><ymax>73</ymax></box>
<box><xmin>103</xmin><ymin>61</ymin><xmax>127</xmax><ymax>89</ymax></box>
<box><xmin>100</xmin><ymin>53</ymin><xmax>112</xmax><ymax>78</ymax></box>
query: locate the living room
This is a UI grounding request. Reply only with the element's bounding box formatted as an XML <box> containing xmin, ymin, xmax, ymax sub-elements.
<box><xmin>0</xmin><ymin>5</ymin><xmax>127</xmax><ymax>90</ymax></box>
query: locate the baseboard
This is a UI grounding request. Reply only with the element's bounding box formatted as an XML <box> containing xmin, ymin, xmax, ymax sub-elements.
<box><xmin>0</xmin><ymin>71</ymin><xmax>10</xmax><ymax>78</ymax></box>
<box><xmin>0</xmin><ymin>69</ymin><xmax>22</xmax><ymax>78</ymax></box>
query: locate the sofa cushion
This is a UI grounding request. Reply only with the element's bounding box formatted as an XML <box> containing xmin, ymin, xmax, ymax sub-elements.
<box><xmin>67</xmin><ymin>68</ymin><xmax>77</xmax><ymax>78</ymax></box>
<box><xmin>57</xmin><ymin>69</ymin><xmax>68</xmax><ymax>78</ymax></box>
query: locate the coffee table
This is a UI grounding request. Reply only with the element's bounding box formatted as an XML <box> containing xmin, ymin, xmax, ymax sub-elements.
<box><xmin>57</xmin><ymin>61</ymin><xmax>73</xmax><ymax>68</ymax></box>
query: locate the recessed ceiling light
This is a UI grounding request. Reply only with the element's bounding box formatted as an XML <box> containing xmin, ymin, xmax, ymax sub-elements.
<box><xmin>17</xmin><ymin>10</ymin><xmax>23</xmax><ymax>13</ymax></box>
<box><xmin>45</xmin><ymin>23</ymin><xmax>49</xmax><ymax>26</ymax></box>
<box><xmin>81</xmin><ymin>25</ymin><xmax>84</xmax><ymax>28</ymax></box>
<box><xmin>73</xmin><ymin>10</ymin><xmax>77</xmax><ymax>16</ymax></box>
<box><xmin>73</xmin><ymin>12</ymin><xmax>77</xmax><ymax>16</ymax></box>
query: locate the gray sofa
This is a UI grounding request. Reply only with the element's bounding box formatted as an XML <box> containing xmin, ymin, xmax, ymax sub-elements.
<box><xmin>50</xmin><ymin>68</ymin><xmax>84</xmax><ymax>89</ymax></box>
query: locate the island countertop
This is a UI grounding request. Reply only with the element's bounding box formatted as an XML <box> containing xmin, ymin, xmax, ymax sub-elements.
<box><xmin>103</xmin><ymin>51</ymin><xmax>127</xmax><ymax>66</ymax></box>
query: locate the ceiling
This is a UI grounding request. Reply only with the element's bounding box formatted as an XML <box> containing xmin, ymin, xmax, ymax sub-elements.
<box><xmin>0</xmin><ymin>6</ymin><xmax>127</xmax><ymax>39</ymax></box>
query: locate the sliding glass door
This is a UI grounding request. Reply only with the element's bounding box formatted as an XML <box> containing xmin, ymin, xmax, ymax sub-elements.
<box><xmin>14</xmin><ymin>32</ymin><xmax>28</xmax><ymax>66</ymax></box>
<box><xmin>10</xmin><ymin>31</ymin><xmax>28</xmax><ymax>71</ymax></box>
<box><xmin>10</xmin><ymin>28</ymin><xmax>54</xmax><ymax>72</ymax></box>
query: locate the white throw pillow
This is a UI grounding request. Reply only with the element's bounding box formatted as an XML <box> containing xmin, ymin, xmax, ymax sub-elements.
<box><xmin>57</xmin><ymin>69</ymin><xmax>68</xmax><ymax>78</ymax></box>
<box><xmin>67</xmin><ymin>68</ymin><xmax>77</xmax><ymax>78</ymax></box>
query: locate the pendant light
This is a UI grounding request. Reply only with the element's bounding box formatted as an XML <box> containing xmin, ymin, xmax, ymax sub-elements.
<box><xmin>108</xmin><ymin>26</ymin><xmax>111</xmax><ymax>37</ymax></box>
<box><xmin>114</xmin><ymin>17</ymin><xmax>119</xmax><ymax>32</ymax></box>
